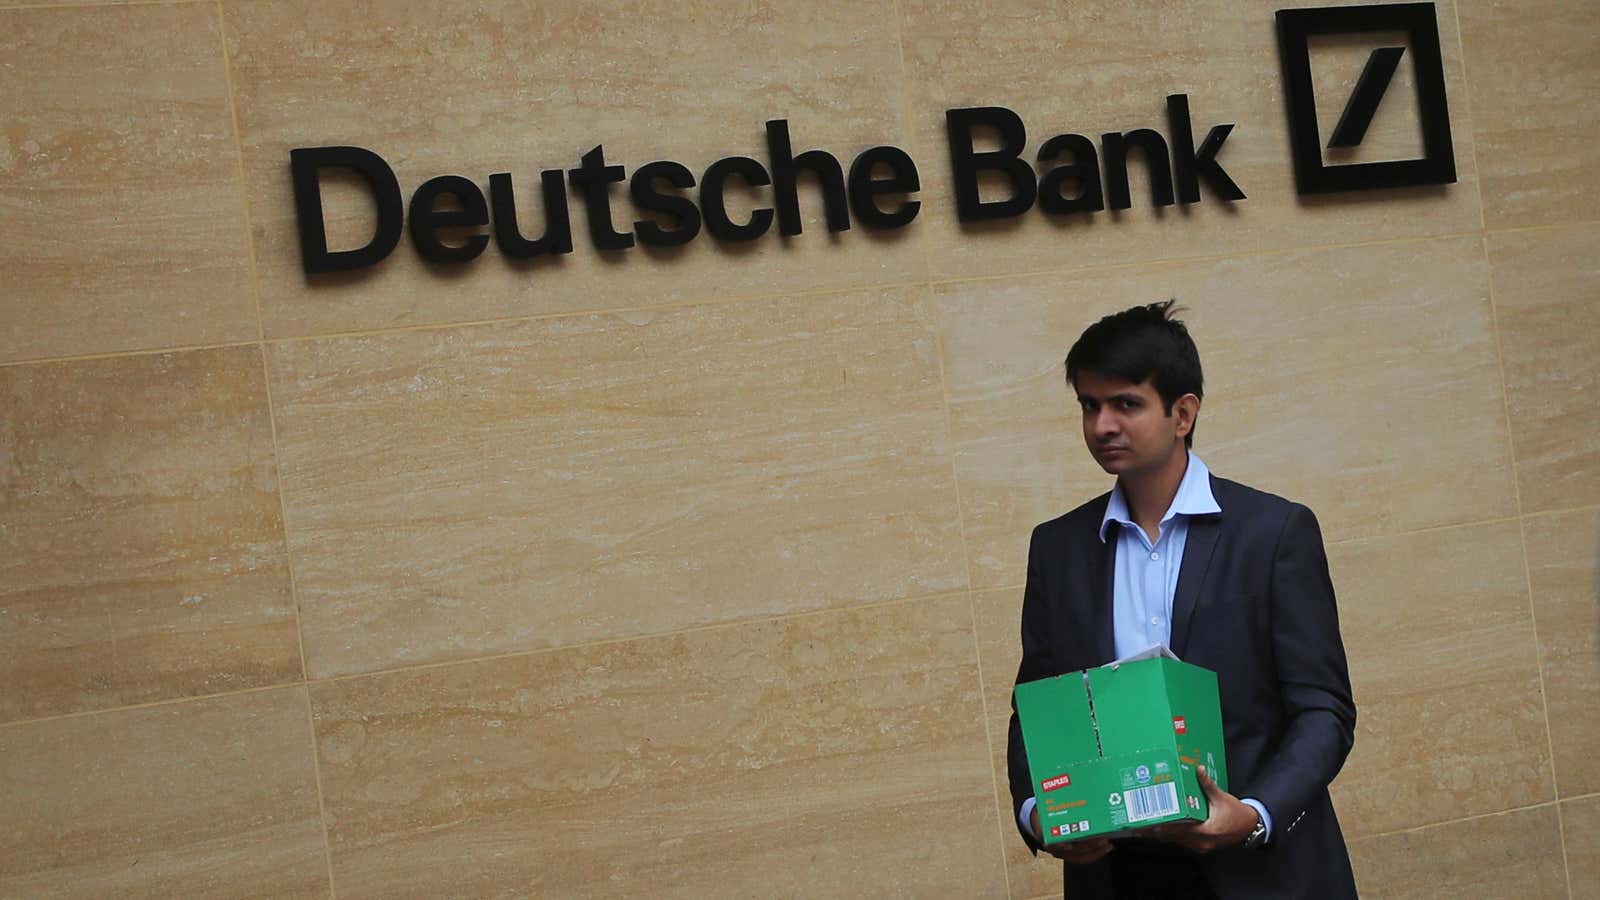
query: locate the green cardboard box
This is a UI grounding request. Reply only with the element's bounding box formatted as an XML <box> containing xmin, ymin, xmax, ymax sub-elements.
<box><xmin>1015</xmin><ymin>649</ymin><xmax>1228</xmax><ymax>844</ymax></box>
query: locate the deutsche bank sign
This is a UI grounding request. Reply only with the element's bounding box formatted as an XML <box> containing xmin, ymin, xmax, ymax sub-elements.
<box><xmin>288</xmin><ymin>3</ymin><xmax>1455</xmax><ymax>278</ymax></box>
<box><xmin>1276</xmin><ymin>2</ymin><xmax>1457</xmax><ymax>194</ymax></box>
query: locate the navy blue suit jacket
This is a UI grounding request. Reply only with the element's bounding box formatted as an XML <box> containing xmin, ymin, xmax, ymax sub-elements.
<box><xmin>1006</xmin><ymin>475</ymin><xmax>1359</xmax><ymax>899</ymax></box>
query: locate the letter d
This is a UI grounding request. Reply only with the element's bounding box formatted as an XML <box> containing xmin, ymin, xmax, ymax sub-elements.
<box><xmin>289</xmin><ymin>146</ymin><xmax>404</xmax><ymax>275</ymax></box>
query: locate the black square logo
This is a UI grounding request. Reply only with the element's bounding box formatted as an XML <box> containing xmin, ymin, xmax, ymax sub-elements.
<box><xmin>1276</xmin><ymin>2</ymin><xmax>1456</xmax><ymax>194</ymax></box>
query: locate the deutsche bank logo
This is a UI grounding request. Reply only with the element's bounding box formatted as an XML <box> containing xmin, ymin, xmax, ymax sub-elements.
<box><xmin>1275</xmin><ymin>2</ymin><xmax>1456</xmax><ymax>194</ymax></box>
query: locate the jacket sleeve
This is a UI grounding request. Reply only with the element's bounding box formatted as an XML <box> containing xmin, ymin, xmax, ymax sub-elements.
<box><xmin>1246</xmin><ymin>503</ymin><xmax>1357</xmax><ymax>840</ymax></box>
<box><xmin>1007</xmin><ymin>524</ymin><xmax>1056</xmax><ymax>856</ymax></box>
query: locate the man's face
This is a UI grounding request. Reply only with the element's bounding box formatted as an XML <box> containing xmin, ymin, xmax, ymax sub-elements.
<box><xmin>1074</xmin><ymin>371</ymin><xmax>1192</xmax><ymax>477</ymax></box>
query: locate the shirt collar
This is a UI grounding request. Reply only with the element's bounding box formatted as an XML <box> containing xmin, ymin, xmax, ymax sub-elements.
<box><xmin>1099</xmin><ymin>452</ymin><xmax>1221</xmax><ymax>543</ymax></box>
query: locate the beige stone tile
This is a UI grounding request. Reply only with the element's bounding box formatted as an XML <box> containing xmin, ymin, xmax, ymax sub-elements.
<box><xmin>939</xmin><ymin>235</ymin><xmax>1516</xmax><ymax>589</ymax></box>
<box><xmin>1524</xmin><ymin>508</ymin><xmax>1600</xmax><ymax>799</ymax></box>
<box><xmin>974</xmin><ymin>587</ymin><xmax>1069</xmax><ymax>900</ymax></box>
<box><xmin>0</xmin><ymin>687</ymin><xmax>328</xmax><ymax>898</ymax></box>
<box><xmin>898</xmin><ymin>0</ymin><xmax>1482</xmax><ymax>283</ymax></box>
<box><xmin>1348</xmin><ymin>805</ymin><xmax>1567</xmax><ymax>899</ymax></box>
<box><xmin>1489</xmin><ymin>224</ymin><xmax>1600</xmax><ymax>514</ymax></box>
<box><xmin>0</xmin><ymin>4</ymin><xmax>256</xmax><ymax>364</ymax></box>
<box><xmin>267</xmin><ymin>285</ymin><xmax>964</xmax><ymax>678</ymax></box>
<box><xmin>1459</xmin><ymin>0</ymin><xmax>1600</xmax><ymax>229</ymax></box>
<box><xmin>0</xmin><ymin>346</ymin><xmax>301</xmax><ymax>724</ymax></box>
<box><xmin>308</xmin><ymin>595</ymin><xmax>1003</xmax><ymax>898</ymax></box>
<box><xmin>223</xmin><ymin>0</ymin><xmax>927</xmax><ymax>340</ymax></box>
<box><xmin>1330</xmin><ymin>520</ymin><xmax>1551</xmax><ymax>838</ymax></box>
<box><xmin>1565</xmin><ymin>794</ymin><xmax>1600</xmax><ymax>900</ymax></box>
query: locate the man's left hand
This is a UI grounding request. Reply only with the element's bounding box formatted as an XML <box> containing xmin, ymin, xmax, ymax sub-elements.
<box><xmin>1148</xmin><ymin>765</ymin><xmax>1260</xmax><ymax>853</ymax></box>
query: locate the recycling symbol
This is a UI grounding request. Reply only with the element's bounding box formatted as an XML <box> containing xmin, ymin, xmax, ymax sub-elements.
<box><xmin>1108</xmin><ymin>793</ymin><xmax>1123</xmax><ymax>806</ymax></box>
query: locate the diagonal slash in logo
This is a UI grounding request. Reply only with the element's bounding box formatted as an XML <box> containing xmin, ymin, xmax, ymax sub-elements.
<box><xmin>1327</xmin><ymin>46</ymin><xmax>1406</xmax><ymax>148</ymax></box>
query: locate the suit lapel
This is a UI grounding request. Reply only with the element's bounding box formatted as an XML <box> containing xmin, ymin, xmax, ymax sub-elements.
<box><xmin>1090</xmin><ymin>521</ymin><xmax>1118</xmax><ymax>664</ymax></box>
<box><xmin>1170</xmin><ymin>484</ymin><xmax>1223</xmax><ymax>658</ymax></box>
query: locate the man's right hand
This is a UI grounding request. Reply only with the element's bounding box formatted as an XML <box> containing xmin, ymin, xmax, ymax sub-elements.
<box><xmin>1032</xmin><ymin>807</ymin><xmax>1115</xmax><ymax>864</ymax></box>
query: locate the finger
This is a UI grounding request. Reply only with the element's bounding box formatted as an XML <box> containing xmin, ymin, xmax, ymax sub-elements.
<box><xmin>1196</xmin><ymin>765</ymin><xmax>1222</xmax><ymax>799</ymax></box>
<box><xmin>1054</xmin><ymin>837</ymin><xmax>1109</xmax><ymax>850</ymax></box>
<box><xmin>1148</xmin><ymin>821</ymin><xmax>1197</xmax><ymax>841</ymax></box>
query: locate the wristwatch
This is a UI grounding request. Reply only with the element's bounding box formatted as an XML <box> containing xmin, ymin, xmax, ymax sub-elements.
<box><xmin>1242</xmin><ymin>810</ymin><xmax>1268</xmax><ymax>849</ymax></box>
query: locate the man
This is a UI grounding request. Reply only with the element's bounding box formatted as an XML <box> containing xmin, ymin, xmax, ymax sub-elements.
<box><xmin>1006</xmin><ymin>301</ymin><xmax>1358</xmax><ymax>899</ymax></box>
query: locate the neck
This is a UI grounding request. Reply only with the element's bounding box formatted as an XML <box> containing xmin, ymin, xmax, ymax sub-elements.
<box><xmin>1119</xmin><ymin>446</ymin><xmax>1190</xmax><ymax>535</ymax></box>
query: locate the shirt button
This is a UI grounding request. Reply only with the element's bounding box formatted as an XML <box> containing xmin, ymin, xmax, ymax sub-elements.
<box><xmin>1151</xmin><ymin>616</ymin><xmax>1163</xmax><ymax>626</ymax></box>
<box><xmin>1150</xmin><ymin>551</ymin><xmax>1160</xmax><ymax>561</ymax></box>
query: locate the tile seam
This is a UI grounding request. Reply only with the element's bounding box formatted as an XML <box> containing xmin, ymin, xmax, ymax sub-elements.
<box><xmin>4</xmin><ymin>228</ymin><xmax>1516</xmax><ymax>370</ymax></box>
<box><xmin>1448</xmin><ymin>0</ymin><xmax>1490</xmax><ymax>241</ymax></box>
<box><xmin>0</xmin><ymin>339</ymin><xmax>263</xmax><ymax>370</ymax></box>
<box><xmin>0</xmin><ymin>0</ymin><xmax>207</xmax><ymax>11</ymax></box>
<box><xmin>0</xmin><ymin>588</ymin><xmax>976</xmax><ymax>731</ymax></box>
<box><xmin>885</xmin><ymin>0</ymin><xmax>936</xmax><ymax>291</ymax></box>
<box><xmin>967</xmin><ymin>592</ymin><xmax>1020</xmax><ymax>899</ymax></box>
<box><xmin>1522</xmin><ymin>503</ymin><xmax>1600</xmax><ymax>523</ymax></box>
<box><xmin>969</xmin><ymin>510</ymin><xmax>1576</xmax><ymax>600</ymax></box>
<box><xmin>1464</xmin><ymin>5</ymin><xmax>1568</xmax><ymax>840</ymax></box>
<box><xmin>0</xmin><ymin>680</ymin><xmax>306</xmax><ymax>732</ymax></box>
<box><xmin>1484</xmin><ymin>217</ymin><xmax>1600</xmax><ymax>238</ymax></box>
<box><xmin>1517</xmin><ymin>519</ymin><xmax>1571</xmax><ymax>900</ymax></box>
<box><xmin>297</xmin><ymin>686</ymin><xmax>339</xmax><ymax>900</ymax></box>
<box><xmin>1347</xmin><ymin>795</ymin><xmax>1562</xmax><ymax>842</ymax></box>
<box><xmin>213</xmin><ymin>0</ymin><xmax>266</xmax><ymax>346</ymax></box>
<box><xmin>211</xmin><ymin>0</ymin><xmax>338</xmax><ymax>885</ymax></box>
<box><xmin>0</xmin><ymin>278</ymin><xmax>927</xmax><ymax>370</ymax></box>
<box><xmin>308</xmin><ymin>587</ymin><xmax>974</xmax><ymax>684</ymax></box>
<box><xmin>1461</xmin><ymin>0</ymin><xmax>1571</xmax><ymax>855</ymax></box>
<box><xmin>922</xmin><ymin>228</ymin><xmax>1485</xmax><ymax>289</ymax></box>
<box><xmin>254</xmin><ymin>328</ymin><xmax>339</xmax><ymax>898</ymax></box>
<box><xmin>22</xmin><ymin>498</ymin><xmax>1525</xmax><ymax>716</ymax></box>
<box><xmin>888</xmin><ymin>0</ymin><xmax>1012</xmax><ymax>890</ymax></box>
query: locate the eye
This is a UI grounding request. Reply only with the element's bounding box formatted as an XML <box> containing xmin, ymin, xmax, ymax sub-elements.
<box><xmin>1118</xmin><ymin>398</ymin><xmax>1139</xmax><ymax>410</ymax></box>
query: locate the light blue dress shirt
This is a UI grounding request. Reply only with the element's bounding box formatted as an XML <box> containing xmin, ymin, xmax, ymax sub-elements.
<box><xmin>1019</xmin><ymin>453</ymin><xmax>1274</xmax><ymax>843</ymax></box>
<box><xmin>1102</xmin><ymin>451</ymin><xmax>1221</xmax><ymax>661</ymax></box>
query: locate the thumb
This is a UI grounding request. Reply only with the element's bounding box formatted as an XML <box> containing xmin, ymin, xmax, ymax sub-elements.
<box><xmin>1197</xmin><ymin>765</ymin><xmax>1221</xmax><ymax>797</ymax></box>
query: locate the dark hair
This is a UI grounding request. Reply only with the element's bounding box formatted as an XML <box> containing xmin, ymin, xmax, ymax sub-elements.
<box><xmin>1065</xmin><ymin>299</ymin><xmax>1204</xmax><ymax>447</ymax></box>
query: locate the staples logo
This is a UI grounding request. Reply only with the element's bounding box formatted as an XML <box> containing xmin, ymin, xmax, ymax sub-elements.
<box><xmin>1042</xmin><ymin>774</ymin><xmax>1073</xmax><ymax>792</ymax></box>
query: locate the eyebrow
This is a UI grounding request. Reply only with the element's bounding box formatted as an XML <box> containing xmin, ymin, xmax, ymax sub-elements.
<box><xmin>1077</xmin><ymin>392</ymin><xmax>1145</xmax><ymax>404</ymax></box>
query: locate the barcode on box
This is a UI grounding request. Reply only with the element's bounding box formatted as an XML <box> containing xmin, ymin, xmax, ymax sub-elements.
<box><xmin>1124</xmin><ymin>783</ymin><xmax>1179</xmax><ymax>823</ymax></box>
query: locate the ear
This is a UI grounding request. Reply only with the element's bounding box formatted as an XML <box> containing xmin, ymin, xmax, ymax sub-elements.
<box><xmin>1174</xmin><ymin>393</ymin><xmax>1200</xmax><ymax>438</ymax></box>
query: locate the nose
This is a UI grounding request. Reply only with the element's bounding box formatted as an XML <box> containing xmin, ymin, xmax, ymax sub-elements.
<box><xmin>1090</xmin><ymin>407</ymin><xmax>1119</xmax><ymax>438</ymax></box>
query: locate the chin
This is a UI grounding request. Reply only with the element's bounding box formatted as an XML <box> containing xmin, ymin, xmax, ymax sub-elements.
<box><xmin>1094</xmin><ymin>455</ymin><xmax>1129</xmax><ymax>474</ymax></box>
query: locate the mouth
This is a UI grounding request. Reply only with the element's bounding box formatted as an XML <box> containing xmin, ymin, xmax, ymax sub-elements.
<box><xmin>1098</xmin><ymin>446</ymin><xmax>1129</xmax><ymax>457</ymax></box>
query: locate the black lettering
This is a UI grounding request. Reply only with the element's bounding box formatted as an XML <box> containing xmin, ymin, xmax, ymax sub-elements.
<box><xmin>945</xmin><ymin>107</ymin><xmax>1036</xmax><ymax>221</ymax></box>
<box><xmin>1036</xmin><ymin>133</ymin><xmax>1104</xmax><ymax>214</ymax></box>
<box><xmin>568</xmin><ymin>145</ymin><xmax>634</xmax><ymax>252</ymax></box>
<box><xmin>766</xmin><ymin>119</ymin><xmax>850</xmax><ymax>236</ymax></box>
<box><xmin>408</xmin><ymin>175</ymin><xmax>490</xmax><ymax>264</ymax></box>
<box><xmin>847</xmin><ymin>146</ymin><xmax>921</xmax><ymax>229</ymax></box>
<box><xmin>701</xmin><ymin>156</ymin><xmax>774</xmax><ymax>242</ymax></box>
<box><xmin>289</xmin><ymin>146</ymin><xmax>404</xmax><ymax>275</ymax></box>
<box><xmin>489</xmin><ymin>170</ymin><xmax>573</xmax><ymax>259</ymax></box>
<box><xmin>630</xmin><ymin>161</ymin><xmax>702</xmax><ymax>248</ymax></box>
<box><xmin>1101</xmin><ymin>128</ymin><xmax>1174</xmax><ymax>210</ymax></box>
<box><xmin>1166</xmin><ymin>94</ymin><xmax>1246</xmax><ymax>203</ymax></box>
